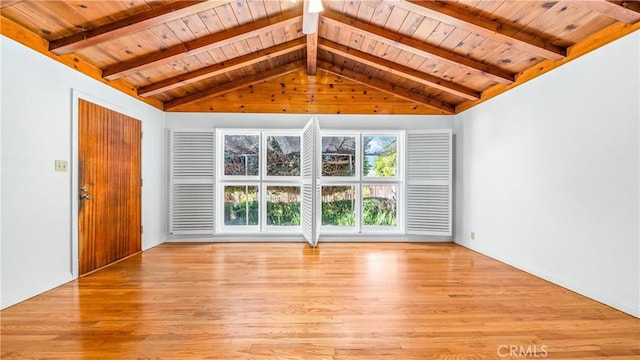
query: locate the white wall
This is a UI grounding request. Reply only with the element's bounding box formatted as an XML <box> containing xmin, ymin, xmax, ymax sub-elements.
<box><xmin>454</xmin><ymin>31</ymin><xmax>640</xmax><ymax>317</ymax></box>
<box><xmin>165</xmin><ymin>112</ymin><xmax>453</xmax><ymax>130</ymax></box>
<box><xmin>1</xmin><ymin>36</ymin><xmax>167</xmax><ymax>309</ymax></box>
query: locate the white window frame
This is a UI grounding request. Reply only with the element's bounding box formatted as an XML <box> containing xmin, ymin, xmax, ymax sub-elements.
<box><xmin>262</xmin><ymin>131</ymin><xmax>303</xmax><ymax>182</ymax></box>
<box><xmin>360</xmin><ymin>131</ymin><xmax>404</xmax><ymax>233</ymax></box>
<box><xmin>318</xmin><ymin>130</ymin><xmax>404</xmax><ymax>234</ymax></box>
<box><xmin>361</xmin><ymin>131</ymin><xmax>403</xmax><ymax>181</ymax></box>
<box><xmin>360</xmin><ymin>183</ymin><xmax>403</xmax><ymax>233</ymax></box>
<box><xmin>262</xmin><ymin>183</ymin><xmax>302</xmax><ymax>233</ymax></box>
<box><xmin>319</xmin><ymin>131</ymin><xmax>361</xmax><ymax>182</ymax></box>
<box><xmin>218</xmin><ymin>182</ymin><xmax>261</xmax><ymax>233</ymax></box>
<box><xmin>219</xmin><ymin>130</ymin><xmax>262</xmax><ymax>181</ymax></box>
<box><xmin>319</xmin><ymin>184</ymin><xmax>360</xmax><ymax>233</ymax></box>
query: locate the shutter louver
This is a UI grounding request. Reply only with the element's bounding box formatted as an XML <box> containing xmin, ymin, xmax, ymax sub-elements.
<box><xmin>170</xmin><ymin>130</ymin><xmax>215</xmax><ymax>235</ymax></box>
<box><xmin>406</xmin><ymin>130</ymin><xmax>452</xmax><ymax>236</ymax></box>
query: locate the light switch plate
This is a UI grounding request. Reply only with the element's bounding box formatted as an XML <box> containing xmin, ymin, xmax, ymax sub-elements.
<box><xmin>55</xmin><ymin>160</ymin><xmax>68</xmax><ymax>172</ymax></box>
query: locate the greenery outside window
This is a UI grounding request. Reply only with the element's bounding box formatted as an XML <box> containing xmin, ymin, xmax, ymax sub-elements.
<box><xmin>363</xmin><ymin>135</ymin><xmax>397</xmax><ymax>177</ymax></box>
<box><xmin>265</xmin><ymin>135</ymin><xmax>301</xmax><ymax>177</ymax></box>
<box><xmin>362</xmin><ymin>185</ymin><xmax>397</xmax><ymax>227</ymax></box>
<box><xmin>321</xmin><ymin>185</ymin><xmax>356</xmax><ymax>227</ymax></box>
<box><xmin>223</xmin><ymin>185</ymin><xmax>259</xmax><ymax>226</ymax></box>
<box><xmin>265</xmin><ymin>186</ymin><xmax>301</xmax><ymax>227</ymax></box>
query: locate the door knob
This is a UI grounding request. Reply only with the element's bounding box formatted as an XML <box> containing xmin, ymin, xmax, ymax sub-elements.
<box><xmin>81</xmin><ymin>193</ymin><xmax>92</xmax><ymax>200</ymax></box>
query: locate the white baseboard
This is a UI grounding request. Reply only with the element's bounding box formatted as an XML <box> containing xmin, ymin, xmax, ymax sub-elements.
<box><xmin>1</xmin><ymin>273</ymin><xmax>74</xmax><ymax>310</ymax></box>
<box><xmin>455</xmin><ymin>242</ymin><xmax>640</xmax><ymax>318</ymax></box>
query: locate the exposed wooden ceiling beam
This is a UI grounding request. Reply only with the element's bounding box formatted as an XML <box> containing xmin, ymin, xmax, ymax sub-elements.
<box><xmin>318</xmin><ymin>38</ymin><xmax>480</xmax><ymax>100</ymax></box>
<box><xmin>0</xmin><ymin>0</ymin><xmax>21</xmax><ymax>8</ymax></box>
<box><xmin>164</xmin><ymin>60</ymin><xmax>306</xmax><ymax>110</ymax></box>
<box><xmin>103</xmin><ymin>9</ymin><xmax>302</xmax><ymax>81</ymax></box>
<box><xmin>49</xmin><ymin>1</ymin><xmax>226</xmax><ymax>55</ymax></box>
<box><xmin>318</xmin><ymin>61</ymin><xmax>455</xmax><ymax>114</ymax></box>
<box><xmin>321</xmin><ymin>10</ymin><xmax>514</xmax><ymax>84</ymax></box>
<box><xmin>566</xmin><ymin>0</ymin><xmax>640</xmax><ymax>24</ymax></box>
<box><xmin>399</xmin><ymin>0</ymin><xmax>567</xmax><ymax>61</ymax></box>
<box><xmin>456</xmin><ymin>20</ymin><xmax>640</xmax><ymax>113</ymax></box>
<box><xmin>306</xmin><ymin>33</ymin><xmax>318</xmax><ymax>75</ymax></box>
<box><xmin>0</xmin><ymin>15</ymin><xmax>163</xmax><ymax>110</ymax></box>
<box><xmin>139</xmin><ymin>38</ymin><xmax>306</xmax><ymax>97</ymax></box>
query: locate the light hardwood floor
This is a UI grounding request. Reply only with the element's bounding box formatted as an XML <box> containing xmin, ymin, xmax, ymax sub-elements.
<box><xmin>1</xmin><ymin>243</ymin><xmax>638</xmax><ymax>359</ymax></box>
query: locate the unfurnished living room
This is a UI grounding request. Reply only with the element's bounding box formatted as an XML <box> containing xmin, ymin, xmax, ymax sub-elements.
<box><xmin>1</xmin><ymin>0</ymin><xmax>639</xmax><ymax>359</ymax></box>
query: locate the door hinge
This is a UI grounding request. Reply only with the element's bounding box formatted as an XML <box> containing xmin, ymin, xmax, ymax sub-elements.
<box><xmin>141</xmin><ymin>226</ymin><xmax>144</xmax><ymax>234</ymax></box>
<box><xmin>141</xmin><ymin>178</ymin><xmax>144</xmax><ymax>186</ymax></box>
<box><xmin>141</xmin><ymin>131</ymin><xmax>144</xmax><ymax>140</ymax></box>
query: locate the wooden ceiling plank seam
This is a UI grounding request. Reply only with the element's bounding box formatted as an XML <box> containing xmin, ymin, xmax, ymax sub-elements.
<box><xmin>139</xmin><ymin>37</ymin><xmax>307</xmax><ymax>96</ymax></box>
<box><xmin>230</xmin><ymin>0</ymin><xmax>253</xmax><ymax>27</ymax></box>
<box><xmin>264</xmin><ymin>0</ymin><xmax>282</xmax><ymax>17</ymax></box>
<box><xmin>564</xmin><ymin>0</ymin><xmax>640</xmax><ymax>24</ymax></box>
<box><xmin>246</xmin><ymin>0</ymin><xmax>268</xmax><ymax>21</ymax></box>
<box><xmin>526</xmin><ymin>1</ymin><xmax>584</xmax><ymax>41</ymax></box>
<box><xmin>0</xmin><ymin>0</ymin><xmax>21</xmax><ymax>8</ymax></box>
<box><xmin>164</xmin><ymin>60</ymin><xmax>306</xmax><ymax>110</ymax></box>
<box><xmin>545</xmin><ymin>7</ymin><xmax>603</xmax><ymax>47</ymax></box>
<box><xmin>1</xmin><ymin>5</ymin><xmax>63</xmax><ymax>41</ymax></box>
<box><xmin>306</xmin><ymin>32</ymin><xmax>319</xmax><ymax>75</ymax></box>
<box><xmin>344</xmin><ymin>0</ymin><xmax>362</xmax><ymax>18</ymax></box>
<box><xmin>554</xmin><ymin>13</ymin><xmax>618</xmax><ymax>47</ymax></box>
<box><xmin>317</xmin><ymin>60</ymin><xmax>454</xmax><ymax>114</ymax></box>
<box><xmin>371</xmin><ymin>1</ymin><xmax>396</xmax><ymax>26</ymax></box>
<box><xmin>318</xmin><ymin>38</ymin><xmax>480</xmax><ymax>100</ymax></box>
<box><xmin>73</xmin><ymin>1</ymin><xmax>119</xmax><ymax>25</ymax></box>
<box><xmin>214</xmin><ymin>3</ymin><xmax>240</xmax><ymax>29</ymax></box>
<box><xmin>102</xmin><ymin>9</ymin><xmax>303</xmax><ymax>80</ymax></box>
<box><xmin>11</xmin><ymin>1</ymin><xmax>77</xmax><ymax>38</ymax></box>
<box><xmin>164</xmin><ymin>18</ymin><xmax>198</xmax><ymax>43</ymax></box>
<box><xmin>96</xmin><ymin>1</ymin><xmax>146</xmax><ymax>19</ymax></box>
<box><xmin>321</xmin><ymin>10</ymin><xmax>514</xmax><ymax>84</ymax></box>
<box><xmin>357</xmin><ymin>0</ymin><xmax>377</xmax><ymax>22</ymax></box>
<box><xmin>37</xmin><ymin>1</ymin><xmax>99</xmax><ymax>31</ymax></box>
<box><xmin>400</xmin><ymin>0</ymin><xmax>567</xmax><ymax>60</ymax></box>
<box><xmin>411</xmin><ymin>16</ymin><xmax>440</xmax><ymax>42</ymax></box>
<box><xmin>384</xmin><ymin>5</ymin><xmax>411</xmax><ymax>33</ymax></box>
<box><xmin>49</xmin><ymin>1</ymin><xmax>224</xmax><ymax>55</ymax></box>
<box><xmin>398</xmin><ymin>11</ymin><xmax>424</xmax><ymax>36</ymax></box>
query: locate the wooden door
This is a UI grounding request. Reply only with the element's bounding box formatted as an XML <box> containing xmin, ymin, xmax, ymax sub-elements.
<box><xmin>78</xmin><ymin>99</ymin><xmax>142</xmax><ymax>275</ymax></box>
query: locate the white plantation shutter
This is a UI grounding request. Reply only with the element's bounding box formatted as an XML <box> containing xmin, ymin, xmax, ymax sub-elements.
<box><xmin>406</xmin><ymin>130</ymin><xmax>452</xmax><ymax>236</ymax></box>
<box><xmin>301</xmin><ymin>118</ymin><xmax>320</xmax><ymax>246</ymax></box>
<box><xmin>314</xmin><ymin>119</ymin><xmax>321</xmax><ymax>246</ymax></box>
<box><xmin>169</xmin><ymin>129</ymin><xmax>215</xmax><ymax>235</ymax></box>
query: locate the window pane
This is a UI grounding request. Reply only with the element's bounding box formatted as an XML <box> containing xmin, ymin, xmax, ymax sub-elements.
<box><xmin>266</xmin><ymin>136</ymin><xmax>301</xmax><ymax>176</ymax></box>
<box><xmin>224</xmin><ymin>135</ymin><xmax>259</xmax><ymax>176</ymax></box>
<box><xmin>321</xmin><ymin>186</ymin><xmax>355</xmax><ymax>226</ymax></box>
<box><xmin>224</xmin><ymin>185</ymin><xmax>259</xmax><ymax>226</ymax></box>
<box><xmin>322</xmin><ymin>136</ymin><xmax>356</xmax><ymax>176</ymax></box>
<box><xmin>362</xmin><ymin>185</ymin><xmax>397</xmax><ymax>226</ymax></box>
<box><xmin>363</xmin><ymin>136</ymin><xmax>397</xmax><ymax>177</ymax></box>
<box><xmin>266</xmin><ymin>186</ymin><xmax>301</xmax><ymax>226</ymax></box>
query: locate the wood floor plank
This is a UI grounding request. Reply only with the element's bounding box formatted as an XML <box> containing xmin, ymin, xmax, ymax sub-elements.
<box><xmin>1</xmin><ymin>243</ymin><xmax>638</xmax><ymax>359</ymax></box>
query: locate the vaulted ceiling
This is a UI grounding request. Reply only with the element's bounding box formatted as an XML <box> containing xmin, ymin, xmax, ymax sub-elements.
<box><xmin>1</xmin><ymin>0</ymin><xmax>639</xmax><ymax>115</ymax></box>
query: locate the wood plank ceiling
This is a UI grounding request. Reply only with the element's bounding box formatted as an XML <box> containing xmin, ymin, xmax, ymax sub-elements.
<box><xmin>1</xmin><ymin>0</ymin><xmax>639</xmax><ymax>115</ymax></box>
